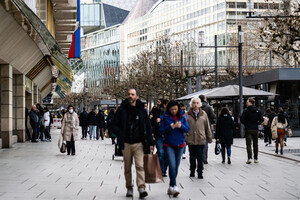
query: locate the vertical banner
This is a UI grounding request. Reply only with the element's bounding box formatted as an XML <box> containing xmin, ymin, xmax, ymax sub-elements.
<box><xmin>68</xmin><ymin>0</ymin><xmax>81</xmax><ymax>58</ymax></box>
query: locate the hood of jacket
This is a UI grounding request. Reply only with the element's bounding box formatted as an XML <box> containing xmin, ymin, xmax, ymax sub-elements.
<box><xmin>247</xmin><ymin>105</ymin><xmax>258</xmax><ymax>112</ymax></box>
<box><xmin>120</xmin><ymin>99</ymin><xmax>144</xmax><ymax>109</ymax></box>
<box><xmin>220</xmin><ymin>114</ymin><xmax>232</xmax><ymax>121</ymax></box>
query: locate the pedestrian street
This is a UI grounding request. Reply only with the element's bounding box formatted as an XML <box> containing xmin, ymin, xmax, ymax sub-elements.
<box><xmin>0</xmin><ymin>128</ymin><xmax>300</xmax><ymax>200</ymax></box>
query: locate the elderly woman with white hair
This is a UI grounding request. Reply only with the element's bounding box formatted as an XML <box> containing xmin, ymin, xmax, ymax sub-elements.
<box><xmin>185</xmin><ymin>97</ymin><xmax>212</xmax><ymax>179</ymax></box>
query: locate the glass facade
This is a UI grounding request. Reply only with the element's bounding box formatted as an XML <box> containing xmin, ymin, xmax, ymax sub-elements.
<box><xmin>81</xmin><ymin>26</ymin><xmax>120</xmax><ymax>97</ymax></box>
<box><xmin>80</xmin><ymin>3</ymin><xmax>105</xmax><ymax>27</ymax></box>
<box><xmin>123</xmin><ymin>0</ymin><xmax>281</xmax><ymax>67</ymax></box>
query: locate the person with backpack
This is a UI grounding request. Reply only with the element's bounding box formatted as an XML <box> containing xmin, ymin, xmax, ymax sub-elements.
<box><xmin>241</xmin><ymin>98</ymin><xmax>264</xmax><ymax>164</ymax></box>
<box><xmin>263</xmin><ymin>108</ymin><xmax>275</xmax><ymax>146</ymax></box>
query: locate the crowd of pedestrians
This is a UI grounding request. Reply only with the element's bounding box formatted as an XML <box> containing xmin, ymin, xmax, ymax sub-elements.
<box><xmin>27</xmin><ymin>104</ymin><xmax>53</xmax><ymax>143</ymax></box>
<box><xmin>107</xmin><ymin>89</ymin><xmax>293</xmax><ymax>199</ymax></box>
<box><xmin>27</xmin><ymin>88</ymin><xmax>292</xmax><ymax>199</ymax></box>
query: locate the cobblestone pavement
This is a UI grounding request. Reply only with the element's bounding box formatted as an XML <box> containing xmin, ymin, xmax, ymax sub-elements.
<box><xmin>0</xmin><ymin>128</ymin><xmax>300</xmax><ymax>200</ymax></box>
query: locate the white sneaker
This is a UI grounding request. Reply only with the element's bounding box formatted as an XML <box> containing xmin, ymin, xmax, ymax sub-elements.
<box><xmin>167</xmin><ymin>186</ymin><xmax>173</xmax><ymax>195</ymax></box>
<box><xmin>172</xmin><ymin>186</ymin><xmax>180</xmax><ymax>197</ymax></box>
<box><xmin>254</xmin><ymin>159</ymin><xmax>259</xmax><ymax>163</ymax></box>
<box><xmin>246</xmin><ymin>159</ymin><xmax>252</xmax><ymax>164</ymax></box>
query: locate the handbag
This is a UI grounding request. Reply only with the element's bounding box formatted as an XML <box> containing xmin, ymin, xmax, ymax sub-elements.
<box><xmin>287</xmin><ymin>128</ymin><xmax>293</xmax><ymax>137</ymax></box>
<box><xmin>60</xmin><ymin>141</ymin><xmax>66</xmax><ymax>153</ymax></box>
<box><xmin>58</xmin><ymin>135</ymin><xmax>66</xmax><ymax>153</ymax></box>
<box><xmin>104</xmin><ymin>129</ymin><xmax>109</xmax><ymax>138</ymax></box>
<box><xmin>271</xmin><ymin>126</ymin><xmax>277</xmax><ymax>140</ymax></box>
<box><xmin>143</xmin><ymin>154</ymin><xmax>163</xmax><ymax>183</ymax></box>
<box><xmin>215</xmin><ymin>142</ymin><xmax>221</xmax><ymax>155</ymax></box>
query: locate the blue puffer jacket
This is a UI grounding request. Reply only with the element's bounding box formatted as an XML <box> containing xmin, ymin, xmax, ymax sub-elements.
<box><xmin>159</xmin><ymin>113</ymin><xmax>189</xmax><ymax>146</ymax></box>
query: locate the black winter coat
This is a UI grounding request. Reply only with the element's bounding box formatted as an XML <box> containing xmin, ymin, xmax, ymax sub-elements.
<box><xmin>241</xmin><ymin>105</ymin><xmax>264</xmax><ymax>130</ymax></box>
<box><xmin>216</xmin><ymin>114</ymin><xmax>235</xmax><ymax>145</ymax></box>
<box><xmin>111</xmin><ymin>99</ymin><xmax>153</xmax><ymax>154</ymax></box>
<box><xmin>150</xmin><ymin>106</ymin><xmax>164</xmax><ymax>139</ymax></box>
<box><xmin>87</xmin><ymin>111</ymin><xmax>98</xmax><ymax>126</ymax></box>
<box><xmin>97</xmin><ymin>111</ymin><xmax>105</xmax><ymax>128</ymax></box>
<box><xmin>79</xmin><ymin>111</ymin><xmax>88</xmax><ymax>126</ymax></box>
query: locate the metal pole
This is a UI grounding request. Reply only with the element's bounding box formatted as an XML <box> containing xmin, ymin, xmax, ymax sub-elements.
<box><xmin>238</xmin><ymin>25</ymin><xmax>244</xmax><ymax>138</ymax></box>
<box><xmin>196</xmin><ymin>76</ymin><xmax>202</xmax><ymax>91</ymax></box>
<box><xmin>215</xmin><ymin>35</ymin><xmax>218</xmax><ymax>87</ymax></box>
<box><xmin>187</xmin><ymin>78</ymin><xmax>192</xmax><ymax>95</ymax></box>
<box><xmin>180</xmin><ymin>50</ymin><xmax>183</xmax><ymax>75</ymax></box>
<box><xmin>269</xmin><ymin>50</ymin><xmax>272</xmax><ymax>69</ymax></box>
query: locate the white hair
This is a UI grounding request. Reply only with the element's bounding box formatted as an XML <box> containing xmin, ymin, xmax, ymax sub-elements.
<box><xmin>189</xmin><ymin>97</ymin><xmax>202</xmax><ymax>108</ymax></box>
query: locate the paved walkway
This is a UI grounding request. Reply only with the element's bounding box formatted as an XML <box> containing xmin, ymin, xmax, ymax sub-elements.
<box><xmin>1</xmin><ymin>128</ymin><xmax>300</xmax><ymax>200</ymax></box>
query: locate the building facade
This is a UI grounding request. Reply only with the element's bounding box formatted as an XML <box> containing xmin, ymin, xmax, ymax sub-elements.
<box><xmin>79</xmin><ymin>0</ymin><xmax>137</xmax><ymax>99</ymax></box>
<box><xmin>122</xmin><ymin>0</ymin><xmax>282</xmax><ymax>67</ymax></box>
<box><xmin>0</xmin><ymin>0</ymin><xmax>77</xmax><ymax>148</ymax></box>
<box><xmin>81</xmin><ymin>25</ymin><xmax>121</xmax><ymax>97</ymax></box>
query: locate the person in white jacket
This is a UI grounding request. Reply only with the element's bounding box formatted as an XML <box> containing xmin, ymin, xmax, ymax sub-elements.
<box><xmin>43</xmin><ymin>107</ymin><xmax>51</xmax><ymax>142</ymax></box>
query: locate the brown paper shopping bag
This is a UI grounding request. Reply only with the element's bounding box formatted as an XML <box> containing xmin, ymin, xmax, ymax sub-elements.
<box><xmin>143</xmin><ymin>154</ymin><xmax>163</xmax><ymax>183</ymax></box>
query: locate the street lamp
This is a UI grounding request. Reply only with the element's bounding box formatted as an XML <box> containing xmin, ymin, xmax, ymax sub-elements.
<box><xmin>198</xmin><ymin>26</ymin><xmax>244</xmax><ymax>137</ymax></box>
<box><xmin>238</xmin><ymin>25</ymin><xmax>244</xmax><ymax>137</ymax></box>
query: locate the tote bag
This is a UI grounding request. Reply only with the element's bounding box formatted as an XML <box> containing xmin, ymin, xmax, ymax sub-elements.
<box><xmin>144</xmin><ymin>154</ymin><xmax>163</xmax><ymax>183</ymax></box>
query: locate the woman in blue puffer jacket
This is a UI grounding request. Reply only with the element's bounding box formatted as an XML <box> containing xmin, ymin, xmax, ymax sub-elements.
<box><xmin>159</xmin><ymin>100</ymin><xmax>189</xmax><ymax>197</ymax></box>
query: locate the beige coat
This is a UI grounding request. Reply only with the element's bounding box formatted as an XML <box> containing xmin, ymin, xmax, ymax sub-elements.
<box><xmin>185</xmin><ymin>108</ymin><xmax>212</xmax><ymax>145</ymax></box>
<box><xmin>61</xmin><ymin>112</ymin><xmax>79</xmax><ymax>141</ymax></box>
<box><xmin>271</xmin><ymin>116</ymin><xmax>288</xmax><ymax>137</ymax></box>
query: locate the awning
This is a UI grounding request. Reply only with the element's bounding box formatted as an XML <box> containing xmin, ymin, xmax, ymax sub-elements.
<box><xmin>176</xmin><ymin>85</ymin><xmax>277</xmax><ymax>101</ymax></box>
<box><xmin>10</xmin><ymin>0</ymin><xmax>74</xmax><ymax>82</ymax></box>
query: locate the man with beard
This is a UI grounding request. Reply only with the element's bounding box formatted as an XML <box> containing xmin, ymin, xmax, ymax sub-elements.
<box><xmin>112</xmin><ymin>89</ymin><xmax>154</xmax><ymax>198</ymax></box>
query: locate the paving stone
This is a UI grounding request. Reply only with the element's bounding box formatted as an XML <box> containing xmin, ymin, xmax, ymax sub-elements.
<box><xmin>1</xmin><ymin>128</ymin><xmax>300</xmax><ymax>199</ymax></box>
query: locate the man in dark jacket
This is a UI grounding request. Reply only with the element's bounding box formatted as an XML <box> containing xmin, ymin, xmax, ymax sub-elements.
<box><xmin>150</xmin><ymin>99</ymin><xmax>168</xmax><ymax>176</ymax></box>
<box><xmin>199</xmin><ymin>95</ymin><xmax>216</xmax><ymax>164</ymax></box>
<box><xmin>29</xmin><ymin>105</ymin><xmax>39</xmax><ymax>142</ymax></box>
<box><xmin>87</xmin><ymin>109</ymin><xmax>98</xmax><ymax>140</ymax></box>
<box><xmin>112</xmin><ymin>89</ymin><xmax>153</xmax><ymax>198</ymax></box>
<box><xmin>241</xmin><ymin>98</ymin><xmax>264</xmax><ymax>164</ymax></box>
<box><xmin>79</xmin><ymin>107</ymin><xmax>88</xmax><ymax>139</ymax></box>
<box><xmin>96</xmin><ymin>110</ymin><xmax>106</xmax><ymax>140</ymax></box>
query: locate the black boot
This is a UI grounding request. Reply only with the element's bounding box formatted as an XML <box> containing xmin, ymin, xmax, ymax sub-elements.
<box><xmin>228</xmin><ymin>157</ymin><xmax>231</xmax><ymax>164</ymax></box>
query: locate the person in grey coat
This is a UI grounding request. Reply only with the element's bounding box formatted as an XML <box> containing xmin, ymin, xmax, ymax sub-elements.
<box><xmin>199</xmin><ymin>95</ymin><xmax>216</xmax><ymax>164</ymax></box>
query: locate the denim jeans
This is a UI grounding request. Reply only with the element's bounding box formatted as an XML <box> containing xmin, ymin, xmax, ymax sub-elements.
<box><xmin>220</xmin><ymin>143</ymin><xmax>231</xmax><ymax>161</ymax></box>
<box><xmin>30</xmin><ymin>122</ymin><xmax>38</xmax><ymax>142</ymax></box>
<box><xmin>165</xmin><ymin>146</ymin><xmax>184</xmax><ymax>187</ymax></box>
<box><xmin>89</xmin><ymin>125</ymin><xmax>97</xmax><ymax>139</ymax></box>
<box><xmin>188</xmin><ymin>145</ymin><xmax>204</xmax><ymax>175</ymax></box>
<box><xmin>156</xmin><ymin>137</ymin><xmax>168</xmax><ymax>174</ymax></box>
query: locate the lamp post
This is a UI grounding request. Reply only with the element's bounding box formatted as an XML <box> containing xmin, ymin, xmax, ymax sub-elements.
<box><xmin>199</xmin><ymin>26</ymin><xmax>244</xmax><ymax>137</ymax></box>
<box><xmin>238</xmin><ymin>25</ymin><xmax>244</xmax><ymax>137</ymax></box>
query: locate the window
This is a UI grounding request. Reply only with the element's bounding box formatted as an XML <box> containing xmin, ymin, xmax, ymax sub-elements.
<box><xmin>237</xmin><ymin>2</ymin><xmax>246</xmax><ymax>8</ymax></box>
<box><xmin>227</xmin><ymin>2</ymin><xmax>235</xmax><ymax>8</ymax></box>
